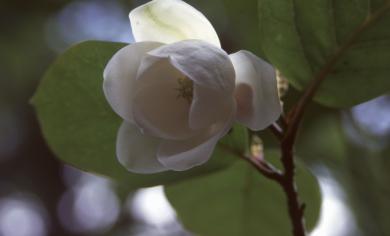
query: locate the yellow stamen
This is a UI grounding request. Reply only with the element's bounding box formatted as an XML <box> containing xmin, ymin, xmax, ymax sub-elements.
<box><xmin>175</xmin><ymin>76</ymin><xmax>194</xmax><ymax>103</ymax></box>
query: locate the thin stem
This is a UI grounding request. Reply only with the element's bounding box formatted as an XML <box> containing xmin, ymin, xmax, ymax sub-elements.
<box><xmin>244</xmin><ymin>156</ymin><xmax>283</xmax><ymax>182</ymax></box>
<box><xmin>277</xmin><ymin>4</ymin><xmax>390</xmax><ymax>235</ymax></box>
<box><xmin>280</xmin><ymin>139</ymin><xmax>306</xmax><ymax>236</ymax></box>
<box><xmin>225</xmin><ymin>4</ymin><xmax>390</xmax><ymax>235</ymax></box>
<box><xmin>219</xmin><ymin>143</ymin><xmax>283</xmax><ymax>182</ymax></box>
<box><xmin>284</xmin><ymin>1</ymin><xmax>390</xmax><ymax>142</ymax></box>
<box><xmin>269</xmin><ymin>123</ymin><xmax>284</xmax><ymax>141</ymax></box>
<box><xmin>279</xmin><ymin>115</ymin><xmax>288</xmax><ymax>131</ymax></box>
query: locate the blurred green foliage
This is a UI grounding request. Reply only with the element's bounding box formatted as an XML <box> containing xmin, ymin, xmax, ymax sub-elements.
<box><xmin>165</xmin><ymin>151</ymin><xmax>321</xmax><ymax>236</ymax></box>
<box><xmin>297</xmin><ymin>105</ymin><xmax>390</xmax><ymax>235</ymax></box>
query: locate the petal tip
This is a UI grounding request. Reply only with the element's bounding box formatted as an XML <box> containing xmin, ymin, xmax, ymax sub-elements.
<box><xmin>116</xmin><ymin>122</ymin><xmax>168</xmax><ymax>174</ymax></box>
<box><xmin>129</xmin><ymin>0</ymin><xmax>220</xmax><ymax>46</ymax></box>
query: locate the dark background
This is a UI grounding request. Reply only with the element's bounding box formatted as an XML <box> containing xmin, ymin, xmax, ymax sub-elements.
<box><xmin>1</xmin><ymin>0</ymin><xmax>389</xmax><ymax>235</ymax></box>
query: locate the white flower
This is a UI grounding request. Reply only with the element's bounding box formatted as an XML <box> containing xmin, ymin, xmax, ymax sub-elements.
<box><xmin>103</xmin><ymin>0</ymin><xmax>281</xmax><ymax>173</ymax></box>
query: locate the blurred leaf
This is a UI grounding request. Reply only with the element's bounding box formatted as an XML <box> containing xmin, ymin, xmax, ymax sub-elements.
<box><xmin>294</xmin><ymin>103</ymin><xmax>390</xmax><ymax>235</ymax></box>
<box><xmin>258</xmin><ymin>0</ymin><xmax>390</xmax><ymax>107</ymax></box>
<box><xmin>165</xmin><ymin>150</ymin><xmax>321</xmax><ymax>236</ymax></box>
<box><xmin>341</xmin><ymin>125</ymin><xmax>390</xmax><ymax>235</ymax></box>
<box><xmin>297</xmin><ymin>111</ymin><xmax>348</xmax><ymax>166</ymax></box>
<box><xmin>189</xmin><ymin>0</ymin><xmax>266</xmax><ymax>58</ymax></box>
<box><xmin>32</xmin><ymin>41</ymin><xmax>248</xmax><ymax>189</ymax></box>
<box><xmin>0</xmin><ymin>15</ymin><xmax>54</xmax><ymax>103</ymax></box>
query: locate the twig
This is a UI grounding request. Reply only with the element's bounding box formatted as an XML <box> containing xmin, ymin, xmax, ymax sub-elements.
<box><xmin>284</xmin><ymin>1</ymin><xmax>390</xmax><ymax>143</ymax></box>
<box><xmin>219</xmin><ymin>143</ymin><xmax>283</xmax><ymax>181</ymax></box>
<box><xmin>269</xmin><ymin>123</ymin><xmax>284</xmax><ymax>140</ymax></box>
<box><xmin>279</xmin><ymin>138</ymin><xmax>306</xmax><ymax>236</ymax></box>
<box><xmin>225</xmin><ymin>4</ymin><xmax>390</xmax><ymax>236</ymax></box>
<box><xmin>243</xmin><ymin>156</ymin><xmax>283</xmax><ymax>182</ymax></box>
<box><xmin>276</xmin><ymin>4</ymin><xmax>390</xmax><ymax>235</ymax></box>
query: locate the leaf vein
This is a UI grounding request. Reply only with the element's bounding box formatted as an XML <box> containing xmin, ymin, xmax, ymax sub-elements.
<box><xmin>291</xmin><ymin>0</ymin><xmax>314</xmax><ymax>74</ymax></box>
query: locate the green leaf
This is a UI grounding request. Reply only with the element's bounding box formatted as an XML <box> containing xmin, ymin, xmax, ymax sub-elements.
<box><xmin>258</xmin><ymin>0</ymin><xmax>390</xmax><ymax>107</ymax></box>
<box><xmin>189</xmin><ymin>0</ymin><xmax>265</xmax><ymax>56</ymax></box>
<box><xmin>32</xmin><ymin>41</ymin><xmax>248</xmax><ymax>189</ymax></box>
<box><xmin>165</xmin><ymin>150</ymin><xmax>321</xmax><ymax>236</ymax></box>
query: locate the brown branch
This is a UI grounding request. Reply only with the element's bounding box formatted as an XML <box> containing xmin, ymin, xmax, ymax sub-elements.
<box><xmin>279</xmin><ymin>139</ymin><xmax>306</xmax><ymax>236</ymax></box>
<box><xmin>243</xmin><ymin>156</ymin><xmax>283</xmax><ymax>182</ymax></box>
<box><xmin>269</xmin><ymin>123</ymin><xmax>284</xmax><ymax>141</ymax></box>
<box><xmin>279</xmin><ymin>115</ymin><xmax>288</xmax><ymax>131</ymax></box>
<box><xmin>224</xmin><ymin>4</ymin><xmax>390</xmax><ymax>235</ymax></box>
<box><xmin>284</xmin><ymin>1</ymin><xmax>390</xmax><ymax>143</ymax></box>
<box><xmin>219</xmin><ymin>143</ymin><xmax>283</xmax><ymax>182</ymax></box>
<box><xmin>262</xmin><ymin>4</ymin><xmax>390</xmax><ymax>235</ymax></box>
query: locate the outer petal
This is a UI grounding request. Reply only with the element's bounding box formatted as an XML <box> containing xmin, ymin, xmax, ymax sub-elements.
<box><xmin>130</xmin><ymin>0</ymin><xmax>220</xmax><ymax>47</ymax></box>
<box><xmin>103</xmin><ymin>42</ymin><xmax>162</xmax><ymax>122</ymax></box>
<box><xmin>116</xmin><ymin>122</ymin><xmax>167</xmax><ymax>173</ymax></box>
<box><xmin>147</xmin><ymin>40</ymin><xmax>236</xmax><ymax>129</ymax></box>
<box><xmin>230</xmin><ymin>50</ymin><xmax>282</xmax><ymax>130</ymax></box>
<box><xmin>157</xmin><ymin>101</ymin><xmax>236</xmax><ymax>171</ymax></box>
<box><xmin>148</xmin><ymin>40</ymin><xmax>234</xmax><ymax>91</ymax></box>
<box><xmin>189</xmin><ymin>85</ymin><xmax>234</xmax><ymax>130</ymax></box>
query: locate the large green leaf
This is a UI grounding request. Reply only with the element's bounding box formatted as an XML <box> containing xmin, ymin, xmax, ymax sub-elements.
<box><xmin>165</xmin><ymin>151</ymin><xmax>321</xmax><ymax>236</ymax></box>
<box><xmin>32</xmin><ymin>41</ymin><xmax>248</xmax><ymax>189</ymax></box>
<box><xmin>190</xmin><ymin>0</ymin><xmax>265</xmax><ymax>56</ymax></box>
<box><xmin>258</xmin><ymin>0</ymin><xmax>390</xmax><ymax>107</ymax></box>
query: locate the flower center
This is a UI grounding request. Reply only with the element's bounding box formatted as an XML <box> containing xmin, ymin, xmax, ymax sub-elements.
<box><xmin>175</xmin><ymin>76</ymin><xmax>193</xmax><ymax>103</ymax></box>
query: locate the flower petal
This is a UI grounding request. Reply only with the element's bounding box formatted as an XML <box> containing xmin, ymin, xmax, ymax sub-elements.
<box><xmin>116</xmin><ymin>122</ymin><xmax>167</xmax><ymax>173</ymax></box>
<box><xmin>157</xmin><ymin>102</ymin><xmax>236</xmax><ymax>171</ymax></box>
<box><xmin>189</xmin><ymin>87</ymin><xmax>235</xmax><ymax>129</ymax></box>
<box><xmin>130</xmin><ymin>0</ymin><xmax>220</xmax><ymax>47</ymax></box>
<box><xmin>148</xmin><ymin>40</ymin><xmax>234</xmax><ymax>90</ymax></box>
<box><xmin>147</xmin><ymin>40</ymin><xmax>236</xmax><ymax>129</ymax></box>
<box><xmin>132</xmin><ymin>59</ymin><xmax>199</xmax><ymax>140</ymax></box>
<box><xmin>103</xmin><ymin>42</ymin><xmax>162</xmax><ymax>122</ymax></box>
<box><xmin>230</xmin><ymin>50</ymin><xmax>282</xmax><ymax>130</ymax></box>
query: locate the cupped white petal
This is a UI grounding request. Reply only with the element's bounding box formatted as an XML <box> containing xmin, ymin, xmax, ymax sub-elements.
<box><xmin>157</xmin><ymin>102</ymin><xmax>236</xmax><ymax>171</ymax></box>
<box><xmin>148</xmin><ymin>40</ymin><xmax>235</xmax><ymax>91</ymax></box>
<box><xmin>130</xmin><ymin>0</ymin><xmax>220</xmax><ymax>47</ymax></box>
<box><xmin>189</xmin><ymin>87</ymin><xmax>235</xmax><ymax>129</ymax></box>
<box><xmin>132</xmin><ymin>59</ymin><xmax>199</xmax><ymax>140</ymax></box>
<box><xmin>230</xmin><ymin>50</ymin><xmax>282</xmax><ymax>130</ymax></box>
<box><xmin>116</xmin><ymin>122</ymin><xmax>167</xmax><ymax>173</ymax></box>
<box><xmin>103</xmin><ymin>42</ymin><xmax>162</xmax><ymax>122</ymax></box>
<box><xmin>147</xmin><ymin>40</ymin><xmax>236</xmax><ymax>129</ymax></box>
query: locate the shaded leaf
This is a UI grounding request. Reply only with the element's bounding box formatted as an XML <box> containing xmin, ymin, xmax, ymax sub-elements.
<box><xmin>165</xmin><ymin>150</ymin><xmax>321</xmax><ymax>236</ymax></box>
<box><xmin>258</xmin><ymin>0</ymin><xmax>390</xmax><ymax>107</ymax></box>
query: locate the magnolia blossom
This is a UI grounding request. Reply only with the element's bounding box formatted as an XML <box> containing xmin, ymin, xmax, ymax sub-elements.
<box><xmin>103</xmin><ymin>0</ymin><xmax>281</xmax><ymax>173</ymax></box>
